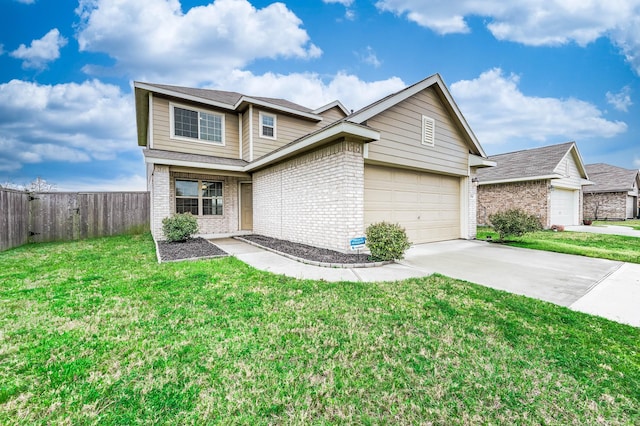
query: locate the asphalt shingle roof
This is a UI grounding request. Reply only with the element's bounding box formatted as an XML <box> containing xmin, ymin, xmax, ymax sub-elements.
<box><xmin>584</xmin><ymin>163</ymin><xmax>639</xmax><ymax>193</ymax></box>
<box><xmin>141</xmin><ymin>83</ymin><xmax>315</xmax><ymax>114</ymax></box>
<box><xmin>477</xmin><ymin>142</ymin><xmax>575</xmax><ymax>182</ymax></box>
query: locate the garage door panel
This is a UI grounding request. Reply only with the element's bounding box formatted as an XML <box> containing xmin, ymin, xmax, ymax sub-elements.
<box><xmin>550</xmin><ymin>188</ymin><xmax>578</xmax><ymax>226</ymax></box>
<box><xmin>365</xmin><ymin>165</ymin><xmax>461</xmax><ymax>244</ymax></box>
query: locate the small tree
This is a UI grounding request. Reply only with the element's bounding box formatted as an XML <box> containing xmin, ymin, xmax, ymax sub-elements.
<box><xmin>162</xmin><ymin>213</ymin><xmax>199</xmax><ymax>242</ymax></box>
<box><xmin>489</xmin><ymin>209</ymin><xmax>542</xmax><ymax>241</ymax></box>
<box><xmin>365</xmin><ymin>221</ymin><xmax>411</xmax><ymax>261</ymax></box>
<box><xmin>26</xmin><ymin>177</ymin><xmax>56</xmax><ymax>192</ymax></box>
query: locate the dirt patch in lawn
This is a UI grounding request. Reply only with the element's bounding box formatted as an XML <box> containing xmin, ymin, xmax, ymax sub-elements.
<box><xmin>238</xmin><ymin>234</ymin><xmax>375</xmax><ymax>265</ymax></box>
<box><xmin>157</xmin><ymin>238</ymin><xmax>227</xmax><ymax>262</ymax></box>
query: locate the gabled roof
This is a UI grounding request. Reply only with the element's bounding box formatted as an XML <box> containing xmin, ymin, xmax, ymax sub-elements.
<box><xmin>477</xmin><ymin>142</ymin><xmax>588</xmax><ymax>184</ymax></box>
<box><xmin>346</xmin><ymin>73</ymin><xmax>486</xmax><ymax>157</ymax></box>
<box><xmin>584</xmin><ymin>163</ymin><xmax>640</xmax><ymax>193</ymax></box>
<box><xmin>313</xmin><ymin>100</ymin><xmax>350</xmax><ymax>116</ymax></box>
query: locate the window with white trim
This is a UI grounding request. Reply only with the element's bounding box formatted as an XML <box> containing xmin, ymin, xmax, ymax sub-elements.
<box><xmin>421</xmin><ymin>115</ymin><xmax>435</xmax><ymax>147</ymax></box>
<box><xmin>175</xmin><ymin>179</ymin><xmax>223</xmax><ymax>216</ymax></box>
<box><xmin>259</xmin><ymin>111</ymin><xmax>277</xmax><ymax>139</ymax></box>
<box><xmin>171</xmin><ymin>103</ymin><xmax>224</xmax><ymax>144</ymax></box>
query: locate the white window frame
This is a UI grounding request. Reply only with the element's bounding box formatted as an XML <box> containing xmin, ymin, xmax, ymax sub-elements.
<box><xmin>175</xmin><ymin>179</ymin><xmax>224</xmax><ymax>216</ymax></box>
<box><xmin>259</xmin><ymin>111</ymin><xmax>277</xmax><ymax>140</ymax></box>
<box><xmin>169</xmin><ymin>102</ymin><xmax>225</xmax><ymax>146</ymax></box>
<box><xmin>421</xmin><ymin>115</ymin><xmax>435</xmax><ymax>147</ymax></box>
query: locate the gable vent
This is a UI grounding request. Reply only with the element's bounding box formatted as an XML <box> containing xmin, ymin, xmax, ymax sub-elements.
<box><xmin>422</xmin><ymin>115</ymin><xmax>435</xmax><ymax>147</ymax></box>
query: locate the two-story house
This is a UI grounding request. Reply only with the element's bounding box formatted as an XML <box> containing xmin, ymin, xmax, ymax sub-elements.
<box><xmin>134</xmin><ymin>74</ymin><xmax>494</xmax><ymax>253</ymax></box>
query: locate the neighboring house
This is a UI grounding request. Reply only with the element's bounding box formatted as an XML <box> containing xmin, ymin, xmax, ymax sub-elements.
<box><xmin>476</xmin><ymin>142</ymin><xmax>590</xmax><ymax>228</ymax></box>
<box><xmin>583</xmin><ymin>163</ymin><xmax>640</xmax><ymax>220</ymax></box>
<box><xmin>134</xmin><ymin>74</ymin><xmax>494</xmax><ymax>253</ymax></box>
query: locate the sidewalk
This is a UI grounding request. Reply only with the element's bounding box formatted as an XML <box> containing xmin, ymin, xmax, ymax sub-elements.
<box><xmin>565</xmin><ymin>224</ymin><xmax>640</xmax><ymax>237</ymax></box>
<box><xmin>213</xmin><ymin>238</ymin><xmax>429</xmax><ymax>282</ymax></box>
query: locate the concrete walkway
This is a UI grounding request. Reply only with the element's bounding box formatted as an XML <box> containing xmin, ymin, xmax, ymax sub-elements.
<box><xmin>213</xmin><ymin>237</ymin><xmax>639</xmax><ymax>328</ymax></box>
<box><xmin>565</xmin><ymin>224</ymin><xmax>640</xmax><ymax>237</ymax></box>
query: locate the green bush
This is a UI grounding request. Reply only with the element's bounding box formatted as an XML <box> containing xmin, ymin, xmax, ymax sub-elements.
<box><xmin>489</xmin><ymin>209</ymin><xmax>542</xmax><ymax>241</ymax></box>
<box><xmin>365</xmin><ymin>221</ymin><xmax>411</xmax><ymax>261</ymax></box>
<box><xmin>162</xmin><ymin>213</ymin><xmax>199</xmax><ymax>242</ymax></box>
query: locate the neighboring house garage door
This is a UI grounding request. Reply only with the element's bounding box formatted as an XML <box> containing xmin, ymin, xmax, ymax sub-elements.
<box><xmin>364</xmin><ymin>165</ymin><xmax>460</xmax><ymax>244</ymax></box>
<box><xmin>550</xmin><ymin>188</ymin><xmax>578</xmax><ymax>226</ymax></box>
<box><xmin>627</xmin><ymin>196</ymin><xmax>637</xmax><ymax>219</ymax></box>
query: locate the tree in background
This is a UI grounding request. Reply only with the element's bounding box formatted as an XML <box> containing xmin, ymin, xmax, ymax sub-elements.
<box><xmin>0</xmin><ymin>177</ymin><xmax>57</xmax><ymax>192</ymax></box>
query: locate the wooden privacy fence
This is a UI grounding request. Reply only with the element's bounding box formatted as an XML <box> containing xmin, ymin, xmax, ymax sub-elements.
<box><xmin>0</xmin><ymin>189</ymin><xmax>150</xmax><ymax>251</ymax></box>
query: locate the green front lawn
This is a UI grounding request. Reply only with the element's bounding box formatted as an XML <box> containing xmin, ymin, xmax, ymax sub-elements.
<box><xmin>477</xmin><ymin>227</ymin><xmax>640</xmax><ymax>264</ymax></box>
<box><xmin>1</xmin><ymin>234</ymin><xmax>639</xmax><ymax>424</ymax></box>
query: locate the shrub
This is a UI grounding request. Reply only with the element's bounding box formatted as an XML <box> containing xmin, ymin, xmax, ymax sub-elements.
<box><xmin>162</xmin><ymin>213</ymin><xmax>199</xmax><ymax>242</ymax></box>
<box><xmin>365</xmin><ymin>221</ymin><xmax>411</xmax><ymax>261</ymax></box>
<box><xmin>488</xmin><ymin>209</ymin><xmax>542</xmax><ymax>241</ymax></box>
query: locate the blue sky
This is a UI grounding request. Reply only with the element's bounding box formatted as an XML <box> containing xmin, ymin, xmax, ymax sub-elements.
<box><xmin>1</xmin><ymin>0</ymin><xmax>638</xmax><ymax>190</ymax></box>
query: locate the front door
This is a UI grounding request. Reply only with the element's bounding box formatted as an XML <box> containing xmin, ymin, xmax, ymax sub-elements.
<box><xmin>240</xmin><ymin>183</ymin><xmax>253</xmax><ymax>230</ymax></box>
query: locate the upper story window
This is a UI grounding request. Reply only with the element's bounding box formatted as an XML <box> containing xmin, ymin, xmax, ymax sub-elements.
<box><xmin>421</xmin><ymin>115</ymin><xmax>435</xmax><ymax>147</ymax></box>
<box><xmin>259</xmin><ymin>111</ymin><xmax>277</xmax><ymax>140</ymax></box>
<box><xmin>171</xmin><ymin>103</ymin><xmax>225</xmax><ymax>145</ymax></box>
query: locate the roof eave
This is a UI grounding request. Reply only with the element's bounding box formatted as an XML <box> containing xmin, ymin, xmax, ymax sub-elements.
<box><xmin>246</xmin><ymin>121</ymin><xmax>380</xmax><ymax>172</ymax></box>
<box><xmin>235</xmin><ymin>96</ymin><xmax>322</xmax><ymax>121</ymax></box>
<box><xmin>478</xmin><ymin>174</ymin><xmax>562</xmax><ymax>185</ymax></box>
<box><xmin>469</xmin><ymin>154</ymin><xmax>496</xmax><ymax>168</ymax></box>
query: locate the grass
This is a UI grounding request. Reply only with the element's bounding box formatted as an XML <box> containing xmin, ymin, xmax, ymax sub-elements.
<box><xmin>593</xmin><ymin>219</ymin><xmax>640</xmax><ymax>231</ymax></box>
<box><xmin>1</xmin><ymin>234</ymin><xmax>639</xmax><ymax>424</ymax></box>
<box><xmin>477</xmin><ymin>227</ymin><xmax>640</xmax><ymax>264</ymax></box>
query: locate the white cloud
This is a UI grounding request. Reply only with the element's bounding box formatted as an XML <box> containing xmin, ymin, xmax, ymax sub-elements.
<box><xmin>606</xmin><ymin>86</ymin><xmax>633</xmax><ymax>112</ymax></box>
<box><xmin>358</xmin><ymin>46</ymin><xmax>382</xmax><ymax>68</ymax></box>
<box><xmin>450</xmin><ymin>68</ymin><xmax>627</xmax><ymax>146</ymax></box>
<box><xmin>323</xmin><ymin>0</ymin><xmax>354</xmax><ymax>5</ymax></box>
<box><xmin>375</xmin><ymin>0</ymin><xmax>640</xmax><ymax>74</ymax></box>
<box><xmin>211</xmin><ymin>70</ymin><xmax>405</xmax><ymax>111</ymax></box>
<box><xmin>0</xmin><ymin>79</ymin><xmax>135</xmax><ymax>171</ymax></box>
<box><xmin>15</xmin><ymin>0</ymin><xmax>36</xmax><ymax>3</ymax></box>
<box><xmin>75</xmin><ymin>0</ymin><xmax>321</xmax><ymax>84</ymax></box>
<box><xmin>10</xmin><ymin>28</ymin><xmax>68</xmax><ymax>69</ymax></box>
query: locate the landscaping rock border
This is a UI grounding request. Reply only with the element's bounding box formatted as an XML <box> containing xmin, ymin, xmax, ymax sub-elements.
<box><xmin>156</xmin><ymin>237</ymin><xmax>228</xmax><ymax>263</ymax></box>
<box><xmin>235</xmin><ymin>235</ymin><xmax>393</xmax><ymax>268</ymax></box>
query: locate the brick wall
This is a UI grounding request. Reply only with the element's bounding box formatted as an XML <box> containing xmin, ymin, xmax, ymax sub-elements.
<box><xmin>477</xmin><ymin>180</ymin><xmax>549</xmax><ymax>227</ymax></box>
<box><xmin>150</xmin><ymin>164</ymin><xmax>243</xmax><ymax>240</ymax></box>
<box><xmin>150</xmin><ymin>165</ymin><xmax>170</xmax><ymax>239</ymax></box>
<box><xmin>583</xmin><ymin>192</ymin><xmax>627</xmax><ymax>220</ymax></box>
<box><xmin>253</xmin><ymin>139</ymin><xmax>365</xmax><ymax>253</ymax></box>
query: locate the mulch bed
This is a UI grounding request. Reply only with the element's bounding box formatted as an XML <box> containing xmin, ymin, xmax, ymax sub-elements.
<box><xmin>239</xmin><ymin>234</ymin><xmax>375</xmax><ymax>264</ymax></box>
<box><xmin>157</xmin><ymin>237</ymin><xmax>227</xmax><ymax>262</ymax></box>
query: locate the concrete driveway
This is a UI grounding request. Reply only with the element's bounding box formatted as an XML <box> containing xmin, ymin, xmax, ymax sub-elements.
<box><xmin>565</xmin><ymin>224</ymin><xmax>640</xmax><ymax>237</ymax></box>
<box><xmin>400</xmin><ymin>240</ymin><xmax>621</xmax><ymax>307</ymax></box>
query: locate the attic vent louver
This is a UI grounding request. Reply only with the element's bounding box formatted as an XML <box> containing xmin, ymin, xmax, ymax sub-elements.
<box><xmin>422</xmin><ymin>115</ymin><xmax>435</xmax><ymax>147</ymax></box>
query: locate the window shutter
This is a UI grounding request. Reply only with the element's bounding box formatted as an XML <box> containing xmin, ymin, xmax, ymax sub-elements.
<box><xmin>422</xmin><ymin>115</ymin><xmax>435</xmax><ymax>146</ymax></box>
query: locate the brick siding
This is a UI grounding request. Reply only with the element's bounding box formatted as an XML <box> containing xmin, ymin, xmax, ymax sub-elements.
<box><xmin>583</xmin><ymin>192</ymin><xmax>627</xmax><ymax>220</ymax></box>
<box><xmin>477</xmin><ymin>180</ymin><xmax>549</xmax><ymax>228</ymax></box>
<box><xmin>150</xmin><ymin>164</ymin><xmax>242</xmax><ymax>240</ymax></box>
<box><xmin>253</xmin><ymin>139</ymin><xmax>365</xmax><ymax>253</ymax></box>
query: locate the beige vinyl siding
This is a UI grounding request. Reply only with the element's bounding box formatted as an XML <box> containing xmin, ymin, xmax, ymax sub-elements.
<box><xmin>317</xmin><ymin>106</ymin><xmax>347</xmax><ymax>126</ymax></box>
<box><xmin>252</xmin><ymin>109</ymin><xmax>319</xmax><ymax>159</ymax></box>
<box><xmin>365</xmin><ymin>87</ymin><xmax>469</xmax><ymax>176</ymax></box>
<box><xmin>152</xmin><ymin>96</ymin><xmax>239</xmax><ymax>159</ymax></box>
<box><xmin>242</xmin><ymin>111</ymin><xmax>251</xmax><ymax>161</ymax></box>
<box><xmin>552</xmin><ymin>151</ymin><xmax>583</xmax><ymax>189</ymax></box>
<box><xmin>364</xmin><ymin>165</ymin><xmax>461</xmax><ymax>243</ymax></box>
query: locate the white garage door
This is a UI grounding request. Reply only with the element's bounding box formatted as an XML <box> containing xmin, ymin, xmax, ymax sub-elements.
<box><xmin>364</xmin><ymin>165</ymin><xmax>460</xmax><ymax>244</ymax></box>
<box><xmin>550</xmin><ymin>188</ymin><xmax>578</xmax><ymax>226</ymax></box>
<box><xmin>627</xmin><ymin>196</ymin><xmax>637</xmax><ymax>219</ymax></box>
